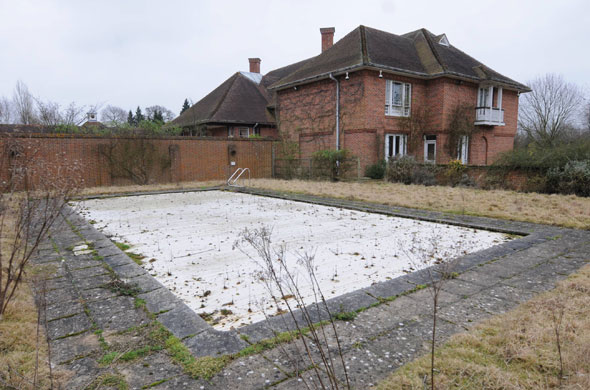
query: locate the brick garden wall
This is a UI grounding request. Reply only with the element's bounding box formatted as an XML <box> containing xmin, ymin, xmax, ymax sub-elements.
<box><xmin>0</xmin><ymin>134</ymin><xmax>273</xmax><ymax>190</ymax></box>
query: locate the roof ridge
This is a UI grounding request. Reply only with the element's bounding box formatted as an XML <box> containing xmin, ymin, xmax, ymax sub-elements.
<box><xmin>210</xmin><ymin>72</ymin><xmax>239</xmax><ymax>119</ymax></box>
<box><xmin>420</xmin><ymin>28</ymin><xmax>446</xmax><ymax>72</ymax></box>
<box><xmin>360</xmin><ymin>25</ymin><xmax>369</xmax><ymax>64</ymax></box>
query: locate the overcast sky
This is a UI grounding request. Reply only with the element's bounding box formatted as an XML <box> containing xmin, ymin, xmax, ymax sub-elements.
<box><xmin>1</xmin><ymin>0</ymin><xmax>588</xmax><ymax>117</ymax></box>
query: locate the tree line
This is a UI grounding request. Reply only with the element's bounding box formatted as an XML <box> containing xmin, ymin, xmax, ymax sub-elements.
<box><xmin>0</xmin><ymin>80</ymin><xmax>194</xmax><ymax>128</ymax></box>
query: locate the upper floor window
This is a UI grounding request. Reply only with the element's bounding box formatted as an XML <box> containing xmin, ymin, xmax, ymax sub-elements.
<box><xmin>385</xmin><ymin>80</ymin><xmax>411</xmax><ymax>117</ymax></box>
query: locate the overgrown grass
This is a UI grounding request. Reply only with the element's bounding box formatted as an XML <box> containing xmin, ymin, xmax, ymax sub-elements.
<box><xmin>376</xmin><ymin>263</ymin><xmax>590</xmax><ymax>390</ymax></box>
<box><xmin>248</xmin><ymin>179</ymin><xmax>590</xmax><ymax>229</ymax></box>
<box><xmin>0</xmin><ymin>198</ymin><xmax>69</xmax><ymax>389</ymax></box>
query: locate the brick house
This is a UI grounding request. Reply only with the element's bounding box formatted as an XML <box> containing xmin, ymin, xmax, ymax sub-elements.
<box><xmin>173</xmin><ymin>25</ymin><xmax>530</xmax><ymax>167</ymax></box>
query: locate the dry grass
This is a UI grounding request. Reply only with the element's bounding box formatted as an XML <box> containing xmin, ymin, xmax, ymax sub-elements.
<box><xmin>79</xmin><ymin>180</ymin><xmax>224</xmax><ymax>197</ymax></box>
<box><xmin>375</xmin><ymin>263</ymin><xmax>590</xmax><ymax>390</ymax></box>
<box><xmin>247</xmin><ymin>179</ymin><xmax>590</xmax><ymax>230</ymax></box>
<box><xmin>0</xmin><ymin>199</ymin><xmax>68</xmax><ymax>389</ymax></box>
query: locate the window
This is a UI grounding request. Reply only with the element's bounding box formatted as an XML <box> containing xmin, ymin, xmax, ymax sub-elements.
<box><xmin>478</xmin><ymin>87</ymin><xmax>489</xmax><ymax>107</ymax></box>
<box><xmin>385</xmin><ymin>80</ymin><xmax>411</xmax><ymax>117</ymax></box>
<box><xmin>228</xmin><ymin>127</ymin><xmax>234</xmax><ymax>137</ymax></box>
<box><xmin>457</xmin><ymin>135</ymin><xmax>469</xmax><ymax>164</ymax></box>
<box><xmin>252</xmin><ymin>127</ymin><xmax>260</xmax><ymax>136</ymax></box>
<box><xmin>385</xmin><ymin>134</ymin><xmax>407</xmax><ymax>160</ymax></box>
<box><xmin>424</xmin><ymin>135</ymin><xmax>436</xmax><ymax>163</ymax></box>
<box><xmin>238</xmin><ymin>127</ymin><xmax>249</xmax><ymax>138</ymax></box>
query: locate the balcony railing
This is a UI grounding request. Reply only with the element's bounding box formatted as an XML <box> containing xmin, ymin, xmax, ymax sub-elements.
<box><xmin>475</xmin><ymin>107</ymin><xmax>504</xmax><ymax>126</ymax></box>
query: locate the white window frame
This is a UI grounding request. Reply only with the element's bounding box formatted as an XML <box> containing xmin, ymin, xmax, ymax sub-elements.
<box><xmin>457</xmin><ymin>135</ymin><xmax>469</xmax><ymax>164</ymax></box>
<box><xmin>477</xmin><ymin>87</ymin><xmax>489</xmax><ymax>108</ymax></box>
<box><xmin>385</xmin><ymin>134</ymin><xmax>407</xmax><ymax>160</ymax></box>
<box><xmin>238</xmin><ymin>127</ymin><xmax>249</xmax><ymax>138</ymax></box>
<box><xmin>228</xmin><ymin>127</ymin><xmax>234</xmax><ymax>138</ymax></box>
<box><xmin>385</xmin><ymin>80</ymin><xmax>411</xmax><ymax>117</ymax></box>
<box><xmin>424</xmin><ymin>135</ymin><xmax>436</xmax><ymax>163</ymax></box>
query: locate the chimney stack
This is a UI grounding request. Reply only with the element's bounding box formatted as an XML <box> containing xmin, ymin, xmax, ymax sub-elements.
<box><xmin>320</xmin><ymin>27</ymin><xmax>335</xmax><ymax>52</ymax></box>
<box><xmin>248</xmin><ymin>58</ymin><xmax>261</xmax><ymax>73</ymax></box>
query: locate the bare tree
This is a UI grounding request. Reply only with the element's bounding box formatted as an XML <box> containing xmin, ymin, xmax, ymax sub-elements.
<box><xmin>12</xmin><ymin>81</ymin><xmax>38</xmax><ymax>124</ymax></box>
<box><xmin>101</xmin><ymin>105</ymin><xmax>127</xmax><ymax>126</ymax></box>
<box><xmin>61</xmin><ymin>102</ymin><xmax>87</xmax><ymax>125</ymax></box>
<box><xmin>35</xmin><ymin>98</ymin><xmax>62</xmax><ymax>126</ymax></box>
<box><xmin>519</xmin><ymin>74</ymin><xmax>584</xmax><ymax>147</ymax></box>
<box><xmin>0</xmin><ymin>137</ymin><xmax>81</xmax><ymax>319</ymax></box>
<box><xmin>0</xmin><ymin>97</ymin><xmax>13</xmax><ymax>124</ymax></box>
<box><xmin>145</xmin><ymin>105</ymin><xmax>176</xmax><ymax>122</ymax></box>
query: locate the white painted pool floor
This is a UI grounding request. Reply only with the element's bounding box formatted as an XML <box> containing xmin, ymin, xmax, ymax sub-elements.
<box><xmin>77</xmin><ymin>191</ymin><xmax>509</xmax><ymax>331</ymax></box>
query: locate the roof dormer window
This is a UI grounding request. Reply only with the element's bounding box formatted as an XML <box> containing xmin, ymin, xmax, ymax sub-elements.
<box><xmin>438</xmin><ymin>34</ymin><xmax>449</xmax><ymax>47</ymax></box>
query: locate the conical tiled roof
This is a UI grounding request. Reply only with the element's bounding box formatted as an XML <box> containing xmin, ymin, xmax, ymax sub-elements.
<box><xmin>170</xmin><ymin>72</ymin><xmax>274</xmax><ymax>127</ymax></box>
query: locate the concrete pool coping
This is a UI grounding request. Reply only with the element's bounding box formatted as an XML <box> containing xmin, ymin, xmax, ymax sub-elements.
<box><xmin>52</xmin><ymin>185</ymin><xmax>578</xmax><ymax>359</ymax></box>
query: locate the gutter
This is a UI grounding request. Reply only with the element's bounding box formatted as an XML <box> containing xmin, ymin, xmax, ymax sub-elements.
<box><xmin>270</xmin><ymin>64</ymin><xmax>529</xmax><ymax>93</ymax></box>
<box><xmin>328</xmin><ymin>73</ymin><xmax>340</xmax><ymax>151</ymax></box>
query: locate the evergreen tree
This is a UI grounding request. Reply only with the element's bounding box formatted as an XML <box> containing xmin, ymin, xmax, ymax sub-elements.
<box><xmin>180</xmin><ymin>98</ymin><xmax>190</xmax><ymax>114</ymax></box>
<box><xmin>135</xmin><ymin>106</ymin><xmax>145</xmax><ymax>123</ymax></box>
<box><xmin>127</xmin><ymin>110</ymin><xmax>135</xmax><ymax>126</ymax></box>
<box><xmin>152</xmin><ymin>109</ymin><xmax>164</xmax><ymax>123</ymax></box>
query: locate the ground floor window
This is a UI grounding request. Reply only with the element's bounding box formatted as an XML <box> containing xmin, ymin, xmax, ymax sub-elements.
<box><xmin>228</xmin><ymin>127</ymin><xmax>234</xmax><ymax>137</ymax></box>
<box><xmin>424</xmin><ymin>135</ymin><xmax>436</xmax><ymax>163</ymax></box>
<box><xmin>385</xmin><ymin>134</ymin><xmax>407</xmax><ymax>160</ymax></box>
<box><xmin>457</xmin><ymin>135</ymin><xmax>469</xmax><ymax>164</ymax></box>
<box><xmin>252</xmin><ymin>127</ymin><xmax>260</xmax><ymax>136</ymax></box>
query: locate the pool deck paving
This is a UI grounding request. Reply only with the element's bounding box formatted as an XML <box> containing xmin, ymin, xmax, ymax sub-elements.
<box><xmin>31</xmin><ymin>187</ymin><xmax>590</xmax><ymax>389</ymax></box>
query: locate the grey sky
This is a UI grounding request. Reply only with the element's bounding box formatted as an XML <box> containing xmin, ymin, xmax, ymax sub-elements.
<box><xmin>1</xmin><ymin>0</ymin><xmax>588</xmax><ymax>117</ymax></box>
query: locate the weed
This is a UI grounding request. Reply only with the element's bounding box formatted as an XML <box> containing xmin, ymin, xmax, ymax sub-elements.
<box><xmin>333</xmin><ymin>311</ymin><xmax>358</xmax><ymax>321</ymax></box>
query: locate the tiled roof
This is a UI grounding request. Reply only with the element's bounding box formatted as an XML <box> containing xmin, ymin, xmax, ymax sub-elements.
<box><xmin>270</xmin><ymin>26</ymin><xmax>530</xmax><ymax>91</ymax></box>
<box><xmin>173</xmin><ymin>25</ymin><xmax>529</xmax><ymax>128</ymax></box>
<box><xmin>170</xmin><ymin>72</ymin><xmax>275</xmax><ymax>128</ymax></box>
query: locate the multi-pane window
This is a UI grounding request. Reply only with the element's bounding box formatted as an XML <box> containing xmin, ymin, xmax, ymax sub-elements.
<box><xmin>385</xmin><ymin>80</ymin><xmax>411</xmax><ymax>116</ymax></box>
<box><xmin>385</xmin><ymin>134</ymin><xmax>407</xmax><ymax>160</ymax></box>
<box><xmin>457</xmin><ymin>135</ymin><xmax>469</xmax><ymax>164</ymax></box>
<box><xmin>477</xmin><ymin>87</ymin><xmax>489</xmax><ymax>107</ymax></box>
<box><xmin>424</xmin><ymin>135</ymin><xmax>436</xmax><ymax>163</ymax></box>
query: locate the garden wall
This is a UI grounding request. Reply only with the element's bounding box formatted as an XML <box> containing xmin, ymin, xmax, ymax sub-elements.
<box><xmin>0</xmin><ymin>134</ymin><xmax>274</xmax><ymax>189</ymax></box>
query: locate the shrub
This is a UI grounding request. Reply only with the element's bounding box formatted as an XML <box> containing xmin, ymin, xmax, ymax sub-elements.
<box><xmin>386</xmin><ymin>156</ymin><xmax>438</xmax><ymax>186</ymax></box>
<box><xmin>445</xmin><ymin>159</ymin><xmax>467</xmax><ymax>186</ymax></box>
<box><xmin>546</xmin><ymin>161</ymin><xmax>590</xmax><ymax>197</ymax></box>
<box><xmin>365</xmin><ymin>160</ymin><xmax>386</xmax><ymax>179</ymax></box>
<box><xmin>386</xmin><ymin>155</ymin><xmax>416</xmax><ymax>184</ymax></box>
<box><xmin>311</xmin><ymin>149</ymin><xmax>352</xmax><ymax>181</ymax></box>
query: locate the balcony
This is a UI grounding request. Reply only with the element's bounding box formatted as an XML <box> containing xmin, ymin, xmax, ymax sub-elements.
<box><xmin>475</xmin><ymin>107</ymin><xmax>504</xmax><ymax>126</ymax></box>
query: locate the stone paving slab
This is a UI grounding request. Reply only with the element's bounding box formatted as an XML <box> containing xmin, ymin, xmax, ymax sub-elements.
<box><xmin>47</xmin><ymin>313</ymin><xmax>92</xmax><ymax>340</ymax></box>
<box><xmin>119</xmin><ymin>352</ymin><xmax>185</xmax><ymax>390</ymax></box>
<box><xmin>50</xmin><ymin>331</ymin><xmax>101</xmax><ymax>364</ymax></box>
<box><xmin>28</xmin><ymin>188</ymin><xmax>590</xmax><ymax>389</ymax></box>
<box><xmin>207</xmin><ymin>354</ymin><xmax>287</xmax><ymax>389</ymax></box>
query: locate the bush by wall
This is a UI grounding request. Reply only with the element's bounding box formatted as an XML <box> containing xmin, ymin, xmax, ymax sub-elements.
<box><xmin>311</xmin><ymin>149</ymin><xmax>353</xmax><ymax>181</ymax></box>
<box><xmin>365</xmin><ymin>160</ymin><xmax>386</xmax><ymax>180</ymax></box>
<box><xmin>546</xmin><ymin>161</ymin><xmax>590</xmax><ymax>197</ymax></box>
<box><xmin>386</xmin><ymin>156</ymin><xmax>437</xmax><ymax>186</ymax></box>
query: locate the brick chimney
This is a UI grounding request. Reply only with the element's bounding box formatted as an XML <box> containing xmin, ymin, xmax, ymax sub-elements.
<box><xmin>320</xmin><ymin>27</ymin><xmax>335</xmax><ymax>52</ymax></box>
<box><xmin>248</xmin><ymin>58</ymin><xmax>261</xmax><ymax>73</ymax></box>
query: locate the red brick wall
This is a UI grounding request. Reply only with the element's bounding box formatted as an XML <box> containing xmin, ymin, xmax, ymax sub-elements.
<box><xmin>0</xmin><ymin>134</ymin><xmax>273</xmax><ymax>190</ymax></box>
<box><xmin>276</xmin><ymin>70</ymin><xmax>519</xmax><ymax>171</ymax></box>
